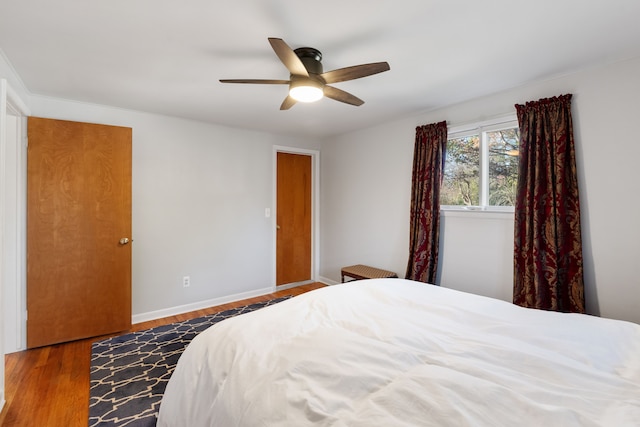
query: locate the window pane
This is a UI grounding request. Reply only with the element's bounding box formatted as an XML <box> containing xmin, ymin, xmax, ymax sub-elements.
<box><xmin>441</xmin><ymin>135</ymin><xmax>480</xmax><ymax>206</ymax></box>
<box><xmin>487</xmin><ymin>128</ymin><xmax>520</xmax><ymax>206</ymax></box>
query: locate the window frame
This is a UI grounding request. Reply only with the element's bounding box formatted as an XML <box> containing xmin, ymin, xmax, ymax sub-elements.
<box><xmin>441</xmin><ymin>114</ymin><xmax>519</xmax><ymax>213</ymax></box>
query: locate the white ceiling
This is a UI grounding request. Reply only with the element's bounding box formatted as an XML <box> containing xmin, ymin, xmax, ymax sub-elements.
<box><xmin>1</xmin><ymin>0</ymin><xmax>640</xmax><ymax>138</ymax></box>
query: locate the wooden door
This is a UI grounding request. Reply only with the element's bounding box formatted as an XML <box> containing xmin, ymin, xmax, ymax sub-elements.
<box><xmin>27</xmin><ymin>117</ymin><xmax>132</xmax><ymax>348</ymax></box>
<box><xmin>276</xmin><ymin>152</ymin><xmax>312</xmax><ymax>285</ymax></box>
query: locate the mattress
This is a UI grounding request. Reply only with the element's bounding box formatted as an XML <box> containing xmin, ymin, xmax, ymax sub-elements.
<box><xmin>158</xmin><ymin>278</ymin><xmax>640</xmax><ymax>426</ymax></box>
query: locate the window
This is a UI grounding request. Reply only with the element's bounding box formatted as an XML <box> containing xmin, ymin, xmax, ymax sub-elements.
<box><xmin>441</xmin><ymin>116</ymin><xmax>520</xmax><ymax>211</ymax></box>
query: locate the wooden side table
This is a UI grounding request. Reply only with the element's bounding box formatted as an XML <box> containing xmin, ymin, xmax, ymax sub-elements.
<box><xmin>341</xmin><ymin>264</ymin><xmax>398</xmax><ymax>283</ymax></box>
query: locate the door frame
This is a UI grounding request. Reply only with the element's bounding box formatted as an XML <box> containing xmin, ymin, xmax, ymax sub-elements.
<box><xmin>0</xmin><ymin>79</ymin><xmax>30</xmax><ymax>355</ymax></box>
<box><xmin>272</xmin><ymin>146</ymin><xmax>320</xmax><ymax>290</ymax></box>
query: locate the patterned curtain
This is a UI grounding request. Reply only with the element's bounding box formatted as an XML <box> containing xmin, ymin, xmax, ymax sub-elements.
<box><xmin>513</xmin><ymin>94</ymin><xmax>585</xmax><ymax>313</ymax></box>
<box><xmin>406</xmin><ymin>121</ymin><xmax>448</xmax><ymax>284</ymax></box>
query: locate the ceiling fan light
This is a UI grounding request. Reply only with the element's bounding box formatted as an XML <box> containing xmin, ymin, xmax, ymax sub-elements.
<box><xmin>289</xmin><ymin>80</ymin><xmax>323</xmax><ymax>103</ymax></box>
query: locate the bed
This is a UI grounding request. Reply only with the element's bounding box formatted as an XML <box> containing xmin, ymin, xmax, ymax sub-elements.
<box><xmin>157</xmin><ymin>278</ymin><xmax>640</xmax><ymax>426</ymax></box>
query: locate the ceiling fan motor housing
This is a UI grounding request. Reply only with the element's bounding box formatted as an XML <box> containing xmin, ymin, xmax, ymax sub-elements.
<box><xmin>294</xmin><ymin>47</ymin><xmax>323</xmax><ymax>75</ymax></box>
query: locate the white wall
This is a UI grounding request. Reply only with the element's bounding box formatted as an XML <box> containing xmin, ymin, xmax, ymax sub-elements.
<box><xmin>28</xmin><ymin>96</ymin><xmax>322</xmax><ymax>321</ymax></box>
<box><xmin>1</xmin><ymin>49</ymin><xmax>324</xmax><ymax>350</ymax></box>
<box><xmin>2</xmin><ymin>48</ymin><xmax>639</xmax><ymax>349</ymax></box>
<box><xmin>320</xmin><ymin>56</ymin><xmax>640</xmax><ymax>324</ymax></box>
<box><xmin>319</xmin><ymin>120</ymin><xmax>414</xmax><ymax>278</ymax></box>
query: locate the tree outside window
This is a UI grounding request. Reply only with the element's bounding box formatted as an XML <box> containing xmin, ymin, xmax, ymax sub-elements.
<box><xmin>441</xmin><ymin>122</ymin><xmax>519</xmax><ymax>209</ymax></box>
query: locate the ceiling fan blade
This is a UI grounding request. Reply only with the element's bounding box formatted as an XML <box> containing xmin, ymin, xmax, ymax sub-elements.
<box><xmin>268</xmin><ymin>38</ymin><xmax>309</xmax><ymax>77</ymax></box>
<box><xmin>219</xmin><ymin>79</ymin><xmax>290</xmax><ymax>84</ymax></box>
<box><xmin>323</xmin><ymin>86</ymin><xmax>364</xmax><ymax>106</ymax></box>
<box><xmin>321</xmin><ymin>62</ymin><xmax>390</xmax><ymax>84</ymax></box>
<box><xmin>280</xmin><ymin>95</ymin><xmax>297</xmax><ymax>110</ymax></box>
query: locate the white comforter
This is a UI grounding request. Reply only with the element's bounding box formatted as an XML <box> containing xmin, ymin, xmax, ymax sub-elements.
<box><xmin>158</xmin><ymin>279</ymin><xmax>640</xmax><ymax>426</ymax></box>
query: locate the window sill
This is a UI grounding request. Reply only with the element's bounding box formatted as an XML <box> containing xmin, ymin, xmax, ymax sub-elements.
<box><xmin>441</xmin><ymin>207</ymin><xmax>514</xmax><ymax>219</ymax></box>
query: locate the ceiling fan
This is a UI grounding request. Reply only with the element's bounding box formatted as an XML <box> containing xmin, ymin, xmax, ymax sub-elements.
<box><xmin>219</xmin><ymin>37</ymin><xmax>390</xmax><ymax>110</ymax></box>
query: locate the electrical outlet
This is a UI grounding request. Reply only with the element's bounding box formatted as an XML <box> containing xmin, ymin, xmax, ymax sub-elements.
<box><xmin>183</xmin><ymin>276</ymin><xmax>190</xmax><ymax>287</ymax></box>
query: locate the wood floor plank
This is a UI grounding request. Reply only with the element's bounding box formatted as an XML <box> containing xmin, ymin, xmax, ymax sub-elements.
<box><xmin>0</xmin><ymin>282</ymin><xmax>326</xmax><ymax>426</ymax></box>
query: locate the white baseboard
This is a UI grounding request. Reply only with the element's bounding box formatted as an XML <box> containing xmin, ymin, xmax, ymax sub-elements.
<box><xmin>131</xmin><ymin>279</ymin><xmax>339</xmax><ymax>325</ymax></box>
<box><xmin>318</xmin><ymin>276</ymin><xmax>338</xmax><ymax>286</ymax></box>
<box><xmin>131</xmin><ymin>286</ymin><xmax>275</xmax><ymax>325</ymax></box>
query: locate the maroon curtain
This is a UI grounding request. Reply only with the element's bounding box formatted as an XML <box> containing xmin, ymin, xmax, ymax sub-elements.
<box><xmin>406</xmin><ymin>121</ymin><xmax>447</xmax><ymax>284</ymax></box>
<box><xmin>513</xmin><ymin>94</ymin><xmax>585</xmax><ymax>313</ymax></box>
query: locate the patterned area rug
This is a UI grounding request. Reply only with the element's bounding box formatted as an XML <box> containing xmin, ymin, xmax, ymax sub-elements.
<box><xmin>89</xmin><ymin>297</ymin><xmax>290</xmax><ymax>427</ymax></box>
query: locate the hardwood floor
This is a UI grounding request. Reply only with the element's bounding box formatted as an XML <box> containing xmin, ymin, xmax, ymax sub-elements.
<box><xmin>0</xmin><ymin>282</ymin><xmax>326</xmax><ymax>427</ymax></box>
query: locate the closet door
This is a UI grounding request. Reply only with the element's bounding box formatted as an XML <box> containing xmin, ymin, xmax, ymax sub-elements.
<box><xmin>276</xmin><ymin>152</ymin><xmax>312</xmax><ymax>285</ymax></box>
<box><xmin>27</xmin><ymin>117</ymin><xmax>132</xmax><ymax>348</ymax></box>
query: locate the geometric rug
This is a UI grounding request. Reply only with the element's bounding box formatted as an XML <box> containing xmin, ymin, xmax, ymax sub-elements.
<box><xmin>89</xmin><ymin>297</ymin><xmax>290</xmax><ymax>427</ymax></box>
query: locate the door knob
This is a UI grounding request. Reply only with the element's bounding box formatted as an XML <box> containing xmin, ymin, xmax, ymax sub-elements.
<box><xmin>119</xmin><ymin>237</ymin><xmax>130</xmax><ymax>245</ymax></box>
<box><xmin>276</xmin><ymin>225</ymin><xmax>281</xmax><ymax>230</ymax></box>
